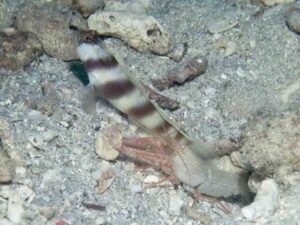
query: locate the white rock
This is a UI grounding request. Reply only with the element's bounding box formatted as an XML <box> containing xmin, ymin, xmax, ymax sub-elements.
<box><xmin>16</xmin><ymin>186</ymin><xmax>35</xmax><ymax>203</ymax></box>
<box><xmin>95</xmin><ymin>217</ymin><xmax>106</xmax><ymax>225</ymax></box>
<box><xmin>168</xmin><ymin>190</ymin><xmax>184</xmax><ymax>216</ymax></box>
<box><xmin>59</xmin><ymin>121</ymin><xmax>69</xmax><ymax>128</ymax></box>
<box><xmin>143</xmin><ymin>175</ymin><xmax>159</xmax><ymax>184</ymax></box>
<box><xmin>0</xmin><ymin>197</ymin><xmax>7</xmax><ymax>219</ymax></box>
<box><xmin>220</xmin><ymin>74</ymin><xmax>227</xmax><ymax>80</ymax></box>
<box><xmin>0</xmin><ymin>218</ymin><xmax>14</xmax><ymax>225</ymax></box>
<box><xmin>242</xmin><ymin>179</ymin><xmax>279</xmax><ymax>221</ymax></box>
<box><xmin>7</xmin><ymin>192</ymin><xmax>25</xmax><ymax>224</ymax></box>
<box><xmin>88</xmin><ymin>10</ymin><xmax>171</xmax><ymax>54</ymax></box>
<box><xmin>130</xmin><ymin>180</ymin><xmax>143</xmax><ymax>194</ymax></box>
<box><xmin>15</xmin><ymin>166</ymin><xmax>27</xmax><ymax>179</ymax></box>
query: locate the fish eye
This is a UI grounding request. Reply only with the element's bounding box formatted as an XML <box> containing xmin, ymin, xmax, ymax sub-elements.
<box><xmin>84</xmin><ymin>31</ymin><xmax>98</xmax><ymax>43</ymax></box>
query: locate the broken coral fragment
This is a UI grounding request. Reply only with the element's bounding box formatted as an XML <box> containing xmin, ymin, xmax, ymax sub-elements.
<box><xmin>88</xmin><ymin>10</ymin><xmax>172</xmax><ymax>55</ymax></box>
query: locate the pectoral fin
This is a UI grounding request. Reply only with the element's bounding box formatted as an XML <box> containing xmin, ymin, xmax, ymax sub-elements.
<box><xmin>82</xmin><ymin>84</ymin><xmax>97</xmax><ymax>113</ymax></box>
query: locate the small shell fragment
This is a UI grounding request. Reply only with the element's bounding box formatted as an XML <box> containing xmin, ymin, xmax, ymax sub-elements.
<box><xmin>216</xmin><ymin>40</ymin><xmax>237</xmax><ymax>57</ymax></box>
<box><xmin>97</xmin><ymin>169</ymin><xmax>116</xmax><ymax>194</ymax></box>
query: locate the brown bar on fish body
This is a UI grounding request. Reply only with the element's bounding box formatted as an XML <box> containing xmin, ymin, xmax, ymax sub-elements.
<box><xmin>76</xmin><ymin>33</ymin><xmax>251</xmax><ymax>199</ymax></box>
<box><xmin>77</xmin><ymin>36</ymin><xmax>185</xmax><ymax>143</ymax></box>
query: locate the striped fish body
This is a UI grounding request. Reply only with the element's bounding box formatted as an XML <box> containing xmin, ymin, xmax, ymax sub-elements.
<box><xmin>76</xmin><ymin>36</ymin><xmax>251</xmax><ymax>198</ymax></box>
<box><xmin>77</xmin><ymin>40</ymin><xmax>191</xmax><ymax>147</ymax></box>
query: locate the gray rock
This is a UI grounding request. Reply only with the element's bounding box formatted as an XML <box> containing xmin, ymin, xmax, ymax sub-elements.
<box><xmin>241</xmin><ymin>111</ymin><xmax>300</xmax><ymax>182</ymax></box>
<box><xmin>70</xmin><ymin>0</ymin><xmax>104</xmax><ymax>17</ymax></box>
<box><xmin>16</xmin><ymin>3</ymin><xmax>85</xmax><ymax>61</ymax></box>
<box><xmin>0</xmin><ymin>0</ymin><xmax>13</xmax><ymax>30</ymax></box>
<box><xmin>0</xmin><ymin>31</ymin><xmax>43</xmax><ymax>71</ymax></box>
<box><xmin>167</xmin><ymin>43</ymin><xmax>187</xmax><ymax>62</ymax></box>
<box><xmin>286</xmin><ymin>8</ymin><xmax>300</xmax><ymax>34</ymax></box>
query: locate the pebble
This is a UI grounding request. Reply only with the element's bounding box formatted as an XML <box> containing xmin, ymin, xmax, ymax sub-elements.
<box><xmin>95</xmin><ymin>127</ymin><xmax>121</xmax><ymax>161</ymax></box>
<box><xmin>94</xmin><ymin>217</ymin><xmax>106</xmax><ymax>225</ymax></box>
<box><xmin>59</xmin><ymin>121</ymin><xmax>70</xmax><ymax>128</ymax></box>
<box><xmin>167</xmin><ymin>43</ymin><xmax>187</xmax><ymax>62</ymax></box>
<box><xmin>15</xmin><ymin>167</ymin><xmax>27</xmax><ymax>179</ymax></box>
<box><xmin>207</xmin><ymin>19</ymin><xmax>238</xmax><ymax>34</ymax></box>
<box><xmin>152</xmin><ymin>55</ymin><xmax>208</xmax><ymax>90</ymax></box>
<box><xmin>286</xmin><ymin>8</ymin><xmax>300</xmax><ymax>34</ymax></box>
<box><xmin>220</xmin><ymin>74</ymin><xmax>227</xmax><ymax>80</ymax></box>
<box><xmin>242</xmin><ymin>179</ymin><xmax>279</xmax><ymax>222</ymax></box>
<box><xmin>0</xmin><ymin>31</ymin><xmax>43</xmax><ymax>71</ymax></box>
<box><xmin>168</xmin><ymin>190</ymin><xmax>184</xmax><ymax>216</ymax></box>
<box><xmin>88</xmin><ymin>10</ymin><xmax>172</xmax><ymax>55</ymax></box>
